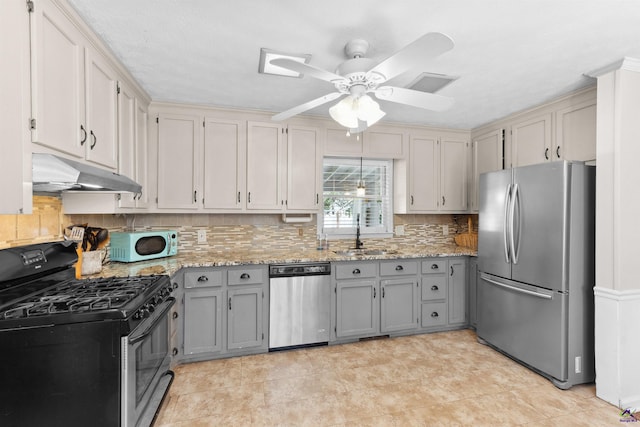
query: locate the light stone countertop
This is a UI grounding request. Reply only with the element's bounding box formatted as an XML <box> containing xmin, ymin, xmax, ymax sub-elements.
<box><xmin>92</xmin><ymin>244</ymin><xmax>477</xmax><ymax>279</ymax></box>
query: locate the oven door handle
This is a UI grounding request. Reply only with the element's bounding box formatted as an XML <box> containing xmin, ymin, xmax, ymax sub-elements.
<box><xmin>129</xmin><ymin>297</ymin><xmax>176</xmax><ymax>345</ymax></box>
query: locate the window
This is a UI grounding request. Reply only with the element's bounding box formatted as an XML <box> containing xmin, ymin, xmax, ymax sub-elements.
<box><xmin>320</xmin><ymin>157</ymin><xmax>393</xmax><ymax>237</ymax></box>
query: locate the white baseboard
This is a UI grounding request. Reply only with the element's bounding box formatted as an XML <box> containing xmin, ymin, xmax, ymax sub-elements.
<box><xmin>594</xmin><ymin>287</ymin><xmax>640</xmax><ymax>410</ymax></box>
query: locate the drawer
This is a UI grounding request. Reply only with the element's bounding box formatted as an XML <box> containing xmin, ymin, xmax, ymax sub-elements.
<box><xmin>421</xmin><ymin>259</ymin><xmax>447</xmax><ymax>274</ymax></box>
<box><xmin>421</xmin><ymin>302</ymin><xmax>447</xmax><ymax>328</ymax></box>
<box><xmin>184</xmin><ymin>269</ymin><xmax>223</xmax><ymax>288</ymax></box>
<box><xmin>335</xmin><ymin>262</ymin><xmax>377</xmax><ymax>280</ymax></box>
<box><xmin>421</xmin><ymin>276</ymin><xmax>447</xmax><ymax>301</ymax></box>
<box><xmin>228</xmin><ymin>267</ymin><xmax>265</xmax><ymax>286</ymax></box>
<box><xmin>379</xmin><ymin>260</ymin><xmax>418</xmax><ymax>277</ymax></box>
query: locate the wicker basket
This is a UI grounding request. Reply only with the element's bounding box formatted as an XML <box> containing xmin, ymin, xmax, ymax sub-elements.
<box><xmin>454</xmin><ymin>217</ymin><xmax>478</xmax><ymax>249</ymax></box>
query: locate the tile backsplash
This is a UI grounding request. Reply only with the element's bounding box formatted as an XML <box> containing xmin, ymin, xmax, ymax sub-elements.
<box><xmin>1</xmin><ymin>196</ymin><xmax>477</xmax><ymax>252</ymax></box>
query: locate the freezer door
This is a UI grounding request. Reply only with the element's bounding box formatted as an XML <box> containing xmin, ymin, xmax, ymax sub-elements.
<box><xmin>477</xmin><ymin>273</ymin><xmax>568</xmax><ymax>382</ymax></box>
<box><xmin>478</xmin><ymin>168</ymin><xmax>512</xmax><ymax>279</ymax></box>
<box><xmin>511</xmin><ymin>162</ymin><xmax>569</xmax><ymax>292</ymax></box>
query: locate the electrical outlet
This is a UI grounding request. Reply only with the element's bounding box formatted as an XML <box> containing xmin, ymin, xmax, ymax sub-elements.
<box><xmin>197</xmin><ymin>230</ymin><xmax>207</xmax><ymax>243</ymax></box>
<box><xmin>395</xmin><ymin>225</ymin><xmax>405</xmax><ymax>236</ymax></box>
<box><xmin>575</xmin><ymin>356</ymin><xmax>582</xmax><ymax>373</ymax></box>
<box><xmin>442</xmin><ymin>225</ymin><xmax>449</xmax><ymax>236</ymax></box>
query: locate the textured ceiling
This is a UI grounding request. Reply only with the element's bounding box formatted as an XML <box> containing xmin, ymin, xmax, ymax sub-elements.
<box><xmin>67</xmin><ymin>0</ymin><xmax>640</xmax><ymax>130</ymax></box>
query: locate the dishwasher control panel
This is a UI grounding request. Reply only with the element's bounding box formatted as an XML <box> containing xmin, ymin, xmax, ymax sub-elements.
<box><xmin>269</xmin><ymin>263</ymin><xmax>331</xmax><ymax>277</ymax></box>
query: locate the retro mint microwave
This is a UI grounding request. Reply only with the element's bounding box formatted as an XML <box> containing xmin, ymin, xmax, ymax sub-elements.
<box><xmin>109</xmin><ymin>230</ymin><xmax>178</xmax><ymax>262</ymax></box>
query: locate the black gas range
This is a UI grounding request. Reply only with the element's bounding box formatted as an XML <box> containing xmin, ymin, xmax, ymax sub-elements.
<box><xmin>0</xmin><ymin>241</ymin><xmax>176</xmax><ymax>427</ymax></box>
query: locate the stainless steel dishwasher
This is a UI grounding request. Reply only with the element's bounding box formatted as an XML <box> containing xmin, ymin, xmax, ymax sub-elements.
<box><xmin>269</xmin><ymin>262</ymin><xmax>331</xmax><ymax>350</ymax></box>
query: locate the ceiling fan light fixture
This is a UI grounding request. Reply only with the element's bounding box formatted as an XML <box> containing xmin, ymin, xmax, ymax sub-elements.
<box><xmin>329</xmin><ymin>94</ymin><xmax>385</xmax><ymax>129</ymax></box>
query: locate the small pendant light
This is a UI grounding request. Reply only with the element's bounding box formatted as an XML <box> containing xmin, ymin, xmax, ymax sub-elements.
<box><xmin>356</xmin><ymin>157</ymin><xmax>366</xmax><ymax>197</ymax></box>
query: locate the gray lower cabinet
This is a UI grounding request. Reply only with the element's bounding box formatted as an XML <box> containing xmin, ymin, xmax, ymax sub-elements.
<box><xmin>175</xmin><ymin>265</ymin><xmax>268</xmax><ymax>362</ymax></box>
<box><xmin>448</xmin><ymin>257</ymin><xmax>468</xmax><ymax>326</ymax></box>
<box><xmin>420</xmin><ymin>257</ymin><xmax>468</xmax><ymax>329</ymax></box>
<box><xmin>379</xmin><ymin>259</ymin><xmax>419</xmax><ymax>334</ymax></box>
<box><xmin>335</xmin><ymin>261</ymin><xmax>378</xmax><ymax>338</ymax></box>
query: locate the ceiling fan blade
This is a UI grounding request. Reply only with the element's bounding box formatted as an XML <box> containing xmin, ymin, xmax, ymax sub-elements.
<box><xmin>369</xmin><ymin>32</ymin><xmax>454</xmax><ymax>83</ymax></box>
<box><xmin>272</xmin><ymin>92</ymin><xmax>343</xmax><ymax>121</ymax></box>
<box><xmin>269</xmin><ymin>58</ymin><xmax>347</xmax><ymax>83</ymax></box>
<box><xmin>373</xmin><ymin>86</ymin><xmax>454</xmax><ymax>112</ymax></box>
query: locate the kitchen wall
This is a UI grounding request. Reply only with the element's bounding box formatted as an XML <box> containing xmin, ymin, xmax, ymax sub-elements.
<box><xmin>0</xmin><ymin>197</ymin><xmax>476</xmax><ymax>252</ymax></box>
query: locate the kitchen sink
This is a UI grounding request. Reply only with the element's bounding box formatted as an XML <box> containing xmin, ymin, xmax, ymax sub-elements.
<box><xmin>333</xmin><ymin>249</ymin><xmax>398</xmax><ymax>256</ymax></box>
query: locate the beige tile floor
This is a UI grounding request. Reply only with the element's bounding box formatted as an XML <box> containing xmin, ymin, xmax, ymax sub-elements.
<box><xmin>156</xmin><ymin>329</ymin><xmax>621</xmax><ymax>426</ymax></box>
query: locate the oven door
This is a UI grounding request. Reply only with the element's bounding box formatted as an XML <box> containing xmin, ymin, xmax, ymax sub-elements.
<box><xmin>121</xmin><ymin>297</ymin><xmax>175</xmax><ymax>427</ymax></box>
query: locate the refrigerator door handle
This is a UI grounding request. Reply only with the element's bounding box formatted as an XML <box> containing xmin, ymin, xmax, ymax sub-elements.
<box><xmin>510</xmin><ymin>183</ymin><xmax>520</xmax><ymax>264</ymax></box>
<box><xmin>503</xmin><ymin>184</ymin><xmax>512</xmax><ymax>264</ymax></box>
<box><xmin>481</xmin><ymin>273</ymin><xmax>553</xmax><ymax>300</ymax></box>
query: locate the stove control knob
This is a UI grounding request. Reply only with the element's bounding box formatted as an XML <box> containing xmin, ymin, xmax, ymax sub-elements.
<box><xmin>146</xmin><ymin>303</ymin><xmax>155</xmax><ymax>313</ymax></box>
<box><xmin>138</xmin><ymin>307</ymin><xmax>151</xmax><ymax>319</ymax></box>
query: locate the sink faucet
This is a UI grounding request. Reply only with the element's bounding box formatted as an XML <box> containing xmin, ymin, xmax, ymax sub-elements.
<box><xmin>355</xmin><ymin>213</ymin><xmax>364</xmax><ymax>249</ymax></box>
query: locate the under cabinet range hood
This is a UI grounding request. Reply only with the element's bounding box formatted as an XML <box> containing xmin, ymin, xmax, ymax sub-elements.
<box><xmin>32</xmin><ymin>153</ymin><xmax>142</xmax><ymax>193</ymax></box>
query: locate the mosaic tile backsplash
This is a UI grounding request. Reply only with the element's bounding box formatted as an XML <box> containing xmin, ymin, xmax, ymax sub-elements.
<box><xmin>1</xmin><ymin>197</ymin><xmax>478</xmax><ymax>253</ymax></box>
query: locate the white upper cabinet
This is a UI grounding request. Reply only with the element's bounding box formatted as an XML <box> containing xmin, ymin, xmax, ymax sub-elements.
<box><xmin>30</xmin><ymin>0</ymin><xmax>86</xmax><ymax>159</ymax></box>
<box><xmin>0</xmin><ymin>0</ymin><xmax>32</xmax><ymax>214</ymax></box>
<box><xmin>246</xmin><ymin>121</ymin><xmax>285</xmax><ymax>211</ymax></box>
<box><xmin>395</xmin><ymin>131</ymin><xmax>470</xmax><ymax>214</ymax></box>
<box><xmin>324</xmin><ymin>126</ymin><xmax>405</xmax><ymax>159</ymax></box>
<box><xmin>286</xmin><ymin>125</ymin><xmax>321</xmax><ymax>211</ymax></box>
<box><xmin>31</xmin><ymin>0</ymin><xmax>119</xmax><ymax>170</ymax></box>
<box><xmin>554</xmin><ymin>99</ymin><xmax>596</xmax><ymax>163</ymax></box>
<box><xmin>470</xmin><ymin>129</ymin><xmax>504</xmax><ymax>212</ymax></box>
<box><xmin>203</xmin><ymin>118</ymin><xmax>245</xmax><ymax>211</ymax></box>
<box><xmin>511</xmin><ymin>113</ymin><xmax>552</xmax><ymax>167</ymax></box>
<box><xmin>84</xmin><ymin>50</ymin><xmax>118</xmax><ymax>169</ymax></box>
<box><xmin>157</xmin><ymin>113</ymin><xmax>202</xmax><ymax>209</ymax></box>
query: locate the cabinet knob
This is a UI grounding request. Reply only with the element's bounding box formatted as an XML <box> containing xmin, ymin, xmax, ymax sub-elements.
<box><xmin>431</xmin><ymin>285</ymin><xmax>439</xmax><ymax>291</ymax></box>
<box><xmin>172</xmin><ymin>348</ymin><xmax>179</xmax><ymax>356</ymax></box>
<box><xmin>197</xmin><ymin>275</ymin><xmax>208</xmax><ymax>282</ymax></box>
<box><xmin>352</xmin><ymin>268</ymin><xmax>361</xmax><ymax>275</ymax></box>
<box><xmin>395</xmin><ymin>265</ymin><xmax>404</xmax><ymax>271</ymax></box>
<box><xmin>240</xmin><ymin>273</ymin><xmax>250</xmax><ymax>279</ymax></box>
<box><xmin>431</xmin><ymin>312</ymin><xmax>439</xmax><ymax>318</ymax></box>
<box><xmin>172</xmin><ymin>311</ymin><xmax>179</xmax><ymax>319</ymax></box>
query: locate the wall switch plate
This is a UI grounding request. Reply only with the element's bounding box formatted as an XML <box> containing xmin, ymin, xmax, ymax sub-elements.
<box><xmin>197</xmin><ymin>230</ymin><xmax>207</xmax><ymax>243</ymax></box>
<box><xmin>442</xmin><ymin>225</ymin><xmax>449</xmax><ymax>236</ymax></box>
<box><xmin>395</xmin><ymin>225</ymin><xmax>405</xmax><ymax>236</ymax></box>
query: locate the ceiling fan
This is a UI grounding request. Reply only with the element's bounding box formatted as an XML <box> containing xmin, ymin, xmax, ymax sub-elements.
<box><xmin>270</xmin><ymin>32</ymin><xmax>455</xmax><ymax>132</ymax></box>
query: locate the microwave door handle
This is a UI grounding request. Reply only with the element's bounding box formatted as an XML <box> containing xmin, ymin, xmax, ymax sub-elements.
<box><xmin>503</xmin><ymin>184</ymin><xmax>512</xmax><ymax>264</ymax></box>
<box><xmin>129</xmin><ymin>297</ymin><xmax>176</xmax><ymax>345</ymax></box>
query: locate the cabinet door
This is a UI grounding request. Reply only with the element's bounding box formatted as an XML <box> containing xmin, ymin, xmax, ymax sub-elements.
<box><xmin>365</xmin><ymin>129</ymin><xmax>404</xmax><ymax>158</ymax></box>
<box><xmin>555</xmin><ymin>100</ymin><xmax>596</xmax><ymax>162</ymax></box>
<box><xmin>84</xmin><ymin>50</ymin><xmax>118</xmax><ymax>169</ymax></box>
<box><xmin>1</xmin><ymin>0</ymin><xmax>32</xmax><ymax>214</ymax></box>
<box><xmin>471</xmin><ymin>129</ymin><xmax>503</xmax><ymax>212</ymax></box>
<box><xmin>286</xmin><ymin>125</ymin><xmax>320</xmax><ymax>211</ymax></box>
<box><xmin>31</xmin><ymin>0</ymin><xmax>85</xmax><ymax>158</ymax></box>
<box><xmin>134</xmin><ymin>100</ymin><xmax>150</xmax><ymax>208</ymax></box>
<box><xmin>183</xmin><ymin>289</ymin><xmax>223</xmax><ymax>355</ymax></box>
<box><xmin>246</xmin><ymin>121</ymin><xmax>284</xmax><ymax>210</ymax></box>
<box><xmin>448</xmin><ymin>258</ymin><xmax>468</xmax><ymax>325</ymax></box>
<box><xmin>117</xmin><ymin>83</ymin><xmax>136</xmax><ymax>208</ymax></box>
<box><xmin>227</xmin><ymin>287</ymin><xmax>264</xmax><ymax>350</ymax></box>
<box><xmin>336</xmin><ymin>280</ymin><xmax>378</xmax><ymax>338</ymax></box>
<box><xmin>511</xmin><ymin>113</ymin><xmax>552</xmax><ymax>167</ymax></box>
<box><xmin>408</xmin><ymin>135</ymin><xmax>439</xmax><ymax>211</ymax></box>
<box><xmin>157</xmin><ymin>113</ymin><xmax>201</xmax><ymax>209</ymax></box>
<box><xmin>203</xmin><ymin>118</ymin><xmax>245</xmax><ymax>210</ymax></box>
<box><xmin>380</xmin><ymin>278</ymin><xmax>418</xmax><ymax>333</ymax></box>
<box><xmin>440</xmin><ymin>137</ymin><xmax>468</xmax><ymax>212</ymax></box>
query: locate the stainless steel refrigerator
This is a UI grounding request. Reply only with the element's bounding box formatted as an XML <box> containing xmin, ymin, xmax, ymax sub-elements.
<box><xmin>477</xmin><ymin>161</ymin><xmax>595</xmax><ymax>389</ymax></box>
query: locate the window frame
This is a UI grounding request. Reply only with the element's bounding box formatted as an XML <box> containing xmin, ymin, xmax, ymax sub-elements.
<box><xmin>318</xmin><ymin>156</ymin><xmax>394</xmax><ymax>239</ymax></box>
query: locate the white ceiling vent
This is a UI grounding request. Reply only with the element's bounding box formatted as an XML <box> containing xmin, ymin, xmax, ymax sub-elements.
<box><xmin>406</xmin><ymin>72</ymin><xmax>458</xmax><ymax>93</ymax></box>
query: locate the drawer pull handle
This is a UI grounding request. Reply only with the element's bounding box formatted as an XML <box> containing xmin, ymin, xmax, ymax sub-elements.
<box><xmin>431</xmin><ymin>264</ymin><xmax>439</xmax><ymax>270</ymax></box>
<box><xmin>240</xmin><ymin>273</ymin><xmax>250</xmax><ymax>279</ymax></box>
<box><xmin>431</xmin><ymin>285</ymin><xmax>439</xmax><ymax>291</ymax></box>
<box><xmin>395</xmin><ymin>265</ymin><xmax>403</xmax><ymax>271</ymax></box>
<box><xmin>197</xmin><ymin>275</ymin><xmax>209</xmax><ymax>282</ymax></box>
<box><xmin>172</xmin><ymin>311</ymin><xmax>179</xmax><ymax>319</ymax></box>
<box><xmin>353</xmin><ymin>268</ymin><xmax>361</xmax><ymax>275</ymax></box>
<box><xmin>431</xmin><ymin>312</ymin><xmax>439</xmax><ymax>318</ymax></box>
